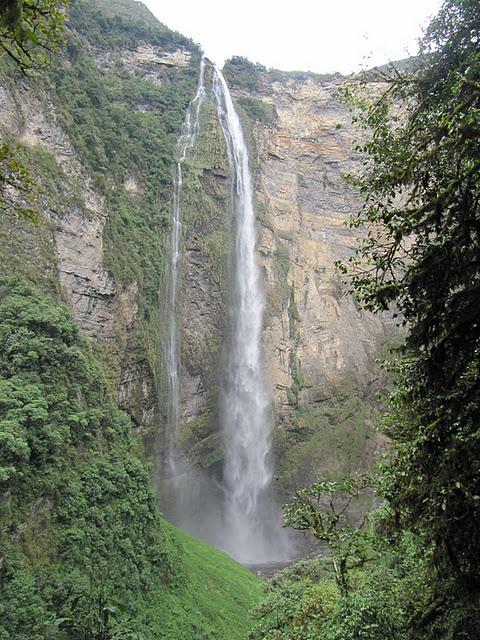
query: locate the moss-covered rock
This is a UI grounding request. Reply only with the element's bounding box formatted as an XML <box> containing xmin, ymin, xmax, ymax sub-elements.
<box><xmin>273</xmin><ymin>374</ymin><xmax>386</xmax><ymax>496</ymax></box>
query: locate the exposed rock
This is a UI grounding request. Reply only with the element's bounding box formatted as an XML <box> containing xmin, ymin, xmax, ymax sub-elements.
<box><xmin>237</xmin><ymin>77</ymin><xmax>395</xmax><ymax>409</ymax></box>
<box><xmin>93</xmin><ymin>44</ymin><xmax>191</xmax><ymax>82</ymax></box>
<box><xmin>123</xmin><ymin>175</ymin><xmax>141</xmax><ymax>194</ymax></box>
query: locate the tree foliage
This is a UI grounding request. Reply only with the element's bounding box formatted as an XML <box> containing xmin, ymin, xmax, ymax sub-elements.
<box><xmin>249</xmin><ymin>526</ymin><xmax>429</xmax><ymax>640</ymax></box>
<box><xmin>284</xmin><ymin>476</ymin><xmax>372</xmax><ymax>596</ymax></box>
<box><xmin>0</xmin><ymin>142</ymin><xmax>39</xmax><ymax>221</ymax></box>
<box><xmin>0</xmin><ymin>0</ymin><xmax>67</xmax><ymax>74</ymax></box>
<box><xmin>0</xmin><ymin>279</ymin><xmax>170</xmax><ymax>638</ymax></box>
<box><xmin>338</xmin><ymin>0</ymin><xmax>480</xmax><ymax>626</ymax></box>
<box><xmin>249</xmin><ymin>560</ymin><xmax>338</xmax><ymax>640</ymax></box>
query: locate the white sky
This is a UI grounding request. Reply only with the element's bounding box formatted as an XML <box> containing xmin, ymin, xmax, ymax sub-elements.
<box><xmin>142</xmin><ymin>0</ymin><xmax>444</xmax><ymax>74</ymax></box>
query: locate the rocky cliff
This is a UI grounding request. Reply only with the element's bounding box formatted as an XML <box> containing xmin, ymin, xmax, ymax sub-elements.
<box><xmin>232</xmin><ymin>61</ymin><xmax>395</xmax><ymax>493</ymax></box>
<box><xmin>0</xmin><ymin>0</ymin><xmax>200</xmax><ymax>443</ymax></box>
<box><xmin>176</xmin><ymin>59</ymin><xmax>395</xmax><ymax>497</ymax></box>
<box><xmin>0</xmin><ymin>2</ymin><xmax>395</xmax><ymax>505</ymax></box>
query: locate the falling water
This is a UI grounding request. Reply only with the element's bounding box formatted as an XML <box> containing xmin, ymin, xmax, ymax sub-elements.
<box><xmin>166</xmin><ymin>58</ymin><xmax>206</xmax><ymax>477</ymax></box>
<box><xmin>213</xmin><ymin>67</ymin><xmax>289</xmax><ymax>563</ymax></box>
<box><xmin>163</xmin><ymin>60</ymin><xmax>289</xmax><ymax>563</ymax></box>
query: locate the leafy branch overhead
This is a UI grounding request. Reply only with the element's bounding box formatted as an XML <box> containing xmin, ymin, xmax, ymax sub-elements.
<box><xmin>0</xmin><ymin>0</ymin><xmax>68</xmax><ymax>74</ymax></box>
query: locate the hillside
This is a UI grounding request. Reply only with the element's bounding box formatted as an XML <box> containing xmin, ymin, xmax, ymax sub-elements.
<box><xmin>0</xmin><ymin>278</ymin><xmax>261</xmax><ymax>639</ymax></box>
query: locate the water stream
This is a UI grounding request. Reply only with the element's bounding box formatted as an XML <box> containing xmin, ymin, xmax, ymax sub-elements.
<box><xmin>166</xmin><ymin>57</ymin><xmax>206</xmax><ymax>479</ymax></box>
<box><xmin>165</xmin><ymin>60</ymin><xmax>289</xmax><ymax>564</ymax></box>
<box><xmin>212</xmin><ymin>67</ymin><xmax>289</xmax><ymax>563</ymax></box>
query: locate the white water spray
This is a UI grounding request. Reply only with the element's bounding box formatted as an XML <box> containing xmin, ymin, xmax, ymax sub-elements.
<box><xmin>166</xmin><ymin>58</ymin><xmax>206</xmax><ymax>477</ymax></box>
<box><xmin>213</xmin><ymin>68</ymin><xmax>289</xmax><ymax>563</ymax></box>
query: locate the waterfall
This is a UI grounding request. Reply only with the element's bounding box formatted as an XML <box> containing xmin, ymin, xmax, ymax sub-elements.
<box><xmin>213</xmin><ymin>67</ymin><xmax>289</xmax><ymax>563</ymax></box>
<box><xmin>164</xmin><ymin>59</ymin><xmax>289</xmax><ymax>564</ymax></box>
<box><xmin>166</xmin><ymin>57</ymin><xmax>206</xmax><ymax>478</ymax></box>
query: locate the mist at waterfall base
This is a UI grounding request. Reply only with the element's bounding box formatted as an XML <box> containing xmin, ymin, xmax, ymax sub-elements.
<box><xmin>162</xmin><ymin>60</ymin><xmax>292</xmax><ymax>565</ymax></box>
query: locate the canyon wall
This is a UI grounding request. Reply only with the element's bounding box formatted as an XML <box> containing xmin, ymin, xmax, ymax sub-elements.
<box><xmin>0</xmin><ymin>1</ymin><xmax>394</xmax><ymax>501</ymax></box>
<box><xmin>175</xmin><ymin>59</ymin><xmax>395</xmax><ymax>497</ymax></box>
<box><xmin>226</xmin><ymin>60</ymin><xmax>394</xmax><ymax>493</ymax></box>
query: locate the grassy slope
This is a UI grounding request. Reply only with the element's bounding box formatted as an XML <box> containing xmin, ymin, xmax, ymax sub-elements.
<box><xmin>143</xmin><ymin>522</ymin><xmax>262</xmax><ymax>640</ymax></box>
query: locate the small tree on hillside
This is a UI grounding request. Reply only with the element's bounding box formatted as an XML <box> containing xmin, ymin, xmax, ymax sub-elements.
<box><xmin>284</xmin><ymin>476</ymin><xmax>373</xmax><ymax>596</ymax></box>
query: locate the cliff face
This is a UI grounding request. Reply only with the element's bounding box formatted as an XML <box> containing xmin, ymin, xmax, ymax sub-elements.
<box><xmin>232</xmin><ymin>65</ymin><xmax>394</xmax><ymax>490</ymax></box>
<box><xmin>0</xmin><ymin>0</ymin><xmax>200</xmax><ymax>443</ymax></box>
<box><xmin>248</xmin><ymin>73</ymin><xmax>387</xmax><ymax>398</ymax></box>
<box><xmin>174</xmin><ymin>60</ymin><xmax>394</xmax><ymax>494</ymax></box>
<box><xmin>0</xmin><ymin>3</ymin><xmax>394</xmax><ymax>501</ymax></box>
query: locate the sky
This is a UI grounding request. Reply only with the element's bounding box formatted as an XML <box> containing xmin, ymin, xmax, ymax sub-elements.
<box><xmin>142</xmin><ymin>0</ymin><xmax>444</xmax><ymax>75</ymax></box>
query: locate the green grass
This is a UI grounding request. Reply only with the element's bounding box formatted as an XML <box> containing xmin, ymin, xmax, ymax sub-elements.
<box><xmin>140</xmin><ymin>522</ymin><xmax>262</xmax><ymax>640</ymax></box>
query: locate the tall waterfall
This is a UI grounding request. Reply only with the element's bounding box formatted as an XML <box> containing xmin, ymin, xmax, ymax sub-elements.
<box><xmin>213</xmin><ymin>67</ymin><xmax>288</xmax><ymax>563</ymax></box>
<box><xmin>164</xmin><ymin>60</ymin><xmax>289</xmax><ymax>564</ymax></box>
<box><xmin>166</xmin><ymin>58</ymin><xmax>206</xmax><ymax>478</ymax></box>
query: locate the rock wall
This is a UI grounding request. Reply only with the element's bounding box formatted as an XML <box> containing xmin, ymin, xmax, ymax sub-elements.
<box><xmin>163</xmin><ymin>59</ymin><xmax>395</xmax><ymax>496</ymax></box>
<box><xmin>248</xmin><ymin>73</ymin><xmax>391</xmax><ymax>401</ymax></box>
<box><xmin>0</xmin><ymin>0</ymin><xmax>200</xmax><ymax>440</ymax></box>
<box><xmin>0</xmin><ymin>3</ymin><xmax>396</xmax><ymax>500</ymax></box>
<box><xmin>223</xmin><ymin>61</ymin><xmax>395</xmax><ymax>492</ymax></box>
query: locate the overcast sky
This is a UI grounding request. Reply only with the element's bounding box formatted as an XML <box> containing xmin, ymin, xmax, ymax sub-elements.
<box><xmin>142</xmin><ymin>0</ymin><xmax>443</xmax><ymax>74</ymax></box>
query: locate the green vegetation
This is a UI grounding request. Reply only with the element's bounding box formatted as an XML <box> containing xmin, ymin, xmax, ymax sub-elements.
<box><xmin>70</xmin><ymin>0</ymin><xmax>192</xmax><ymax>51</ymax></box>
<box><xmin>274</xmin><ymin>376</ymin><xmax>379</xmax><ymax>493</ymax></box>
<box><xmin>3</xmin><ymin>0</ymin><xmax>479</xmax><ymax>637</ymax></box>
<box><xmin>223</xmin><ymin>56</ymin><xmax>266</xmax><ymax>92</ymax></box>
<box><xmin>236</xmin><ymin>97</ymin><xmax>277</xmax><ymax>126</ymax></box>
<box><xmin>143</xmin><ymin>523</ymin><xmax>262</xmax><ymax>640</ymax></box>
<box><xmin>47</xmin><ymin>7</ymin><xmax>199</xmax><ymax>291</ymax></box>
<box><xmin>250</xmin><ymin>533</ymin><xmax>432</xmax><ymax>640</ymax></box>
<box><xmin>0</xmin><ymin>142</ymin><xmax>82</xmax><ymax>308</ymax></box>
<box><xmin>17</xmin><ymin>143</ymin><xmax>86</xmax><ymax>214</ymax></box>
<box><xmin>0</xmin><ymin>278</ymin><xmax>260</xmax><ymax>639</ymax></box>
<box><xmin>0</xmin><ymin>277</ymin><xmax>169</xmax><ymax>637</ymax></box>
<box><xmin>340</xmin><ymin>0</ymin><xmax>480</xmax><ymax>628</ymax></box>
<box><xmin>0</xmin><ymin>0</ymin><xmax>67</xmax><ymax>74</ymax></box>
<box><xmin>284</xmin><ymin>477</ymin><xmax>372</xmax><ymax>597</ymax></box>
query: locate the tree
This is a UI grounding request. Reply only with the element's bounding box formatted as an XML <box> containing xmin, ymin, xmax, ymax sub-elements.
<box><xmin>283</xmin><ymin>476</ymin><xmax>372</xmax><ymax>596</ymax></box>
<box><xmin>0</xmin><ymin>0</ymin><xmax>67</xmax><ymax>74</ymax></box>
<box><xmin>339</xmin><ymin>0</ymin><xmax>480</xmax><ymax>604</ymax></box>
